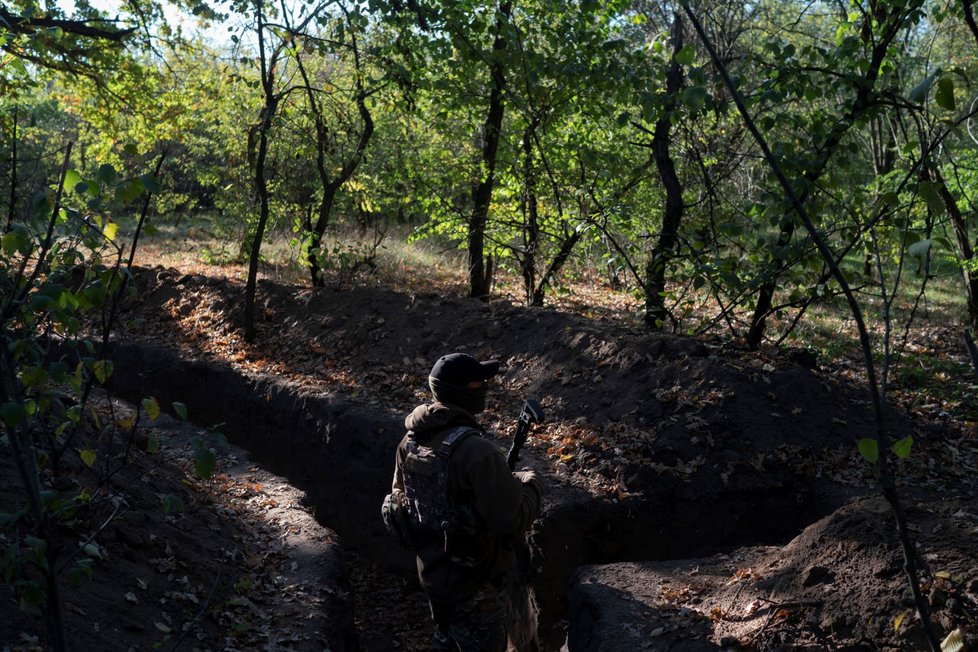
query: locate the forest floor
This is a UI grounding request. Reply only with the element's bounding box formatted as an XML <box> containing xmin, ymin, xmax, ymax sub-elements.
<box><xmin>3</xmin><ymin>235</ymin><xmax>978</xmax><ymax>651</ymax></box>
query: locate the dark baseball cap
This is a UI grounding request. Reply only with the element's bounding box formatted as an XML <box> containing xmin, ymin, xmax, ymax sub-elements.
<box><xmin>429</xmin><ymin>353</ymin><xmax>500</xmax><ymax>386</ymax></box>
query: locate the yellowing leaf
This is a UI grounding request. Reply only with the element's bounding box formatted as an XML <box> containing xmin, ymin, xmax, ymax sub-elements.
<box><xmin>104</xmin><ymin>222</ymin><xmax>118</xmax><ymax>242</ymax></box>
<box><xmin>79</xmin><ymin>449</ymin><xmax>96</xmax><ymax>468</ymax></box>
<box><xmin>93</xmin><ymin>360</ymin><xmax>113</xmax><ymax>384</ymax></box>
<box><xmin>142</xmin><ymin>397</ymin><xmax>160</xmax><ymax>421</ymax></box>
<box><xmin>560</xmin><ymin>453</ymin><xmax>575</xmax><ymax>463</ymax></box>
<box><xmin>894</xmin><ymin>609</ymin><xmax>910</xmax><ymax>631</ymax></box>
<box><xmin>935</xmin><ymin>571</ymin><xmax>951</xmax><ymax>579</ymax></box>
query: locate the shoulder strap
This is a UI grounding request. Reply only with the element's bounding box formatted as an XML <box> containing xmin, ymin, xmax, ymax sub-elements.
<box><xmin>437</xmin><ymin>426</ymin><xmax>478</xmax><ymax>457</ymax></box>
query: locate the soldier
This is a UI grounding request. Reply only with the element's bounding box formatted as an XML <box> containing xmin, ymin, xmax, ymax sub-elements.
<box><xmin>383</xmin><ymin>353</ymin><xmax>544</xmax><ymax>651</ymax></box>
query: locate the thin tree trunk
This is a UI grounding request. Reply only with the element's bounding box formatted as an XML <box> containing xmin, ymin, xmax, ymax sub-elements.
<box><xmin>645</xmin><ymin>12</ymin><xmax>686</xmax><ymax>329</ymax></box>
<box><xmin>307</xmin><ymin>188</ymin><xmax>337</xmax><ymax>286</ymax></box>
<box><xmin>244</xmin><ymin>3</ymin><xmax>278</xmax><ymax>343</ymax></box>
<box><xmin>6</xmin><ymin>106</ymin><xmax>16</xmax><ymax>233</ymax></box>
<box><xmin>533</xmin><ymin>230</ymin><xmax>582</xmax><ymax>306</ymax></box>
<box><xmin>934</xmin><ymin>167</ymin><xmax>978</xmax><ymax>329</ymax></box>
<box><xmin>469</xmin><ymin>0</ymin><xmax>512</xmax><ymax>301</ymax></box>
<box><xmin>520</xmin><ymin>118</ymin><xmax>540</xmax><ymax>304</ymax></box>
<box><xmin>963</xmin><ymin>0</ymin><xmax>978</xmax><ymax>46</ymax></box>
<box><xmin>964</xmin><ymin>330</ymin><xmax>978</xmax><ymax>379</ymax></box>
<box><xmin>245</xmin><ymin>116</ymin><xmax>272</xmax><ymax>343</ymax></box>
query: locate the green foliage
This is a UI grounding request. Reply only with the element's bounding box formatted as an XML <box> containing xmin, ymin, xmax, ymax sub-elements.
<box><xmin>0</xmin><ymin>142</ymin><xmax>177</xmax><ymax>642</ymax></box>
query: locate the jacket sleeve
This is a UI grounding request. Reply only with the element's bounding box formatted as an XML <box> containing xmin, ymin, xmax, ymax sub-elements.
<box><xmin>457</xmin><ymin>439</ymin><xmax>543</xmax><ymax>537</ymax></box>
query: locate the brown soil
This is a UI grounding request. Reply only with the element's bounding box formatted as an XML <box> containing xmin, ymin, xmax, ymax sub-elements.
<box><xmin>3</xmin><ymin>264</ymin><xmax>978</xmax><ymax>651</ymax></box>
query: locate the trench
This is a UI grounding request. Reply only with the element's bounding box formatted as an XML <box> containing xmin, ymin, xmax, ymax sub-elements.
<box><xmin>106</xmin><ymin>341</ymin><xmax>839</xmax><ymax>650</ymax></box>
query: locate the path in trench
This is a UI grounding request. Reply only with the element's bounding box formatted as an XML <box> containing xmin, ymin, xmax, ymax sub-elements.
<box><xmin>346</xmin><ymin>550</ymin><xmax>568</xmax><ymax>651</ymax></box>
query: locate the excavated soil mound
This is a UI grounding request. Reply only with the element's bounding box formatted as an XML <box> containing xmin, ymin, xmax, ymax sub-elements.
<box><xmin>565</xmin><ymin>496</ymin><xmax>978</xmax><ymax>651</ymax></box>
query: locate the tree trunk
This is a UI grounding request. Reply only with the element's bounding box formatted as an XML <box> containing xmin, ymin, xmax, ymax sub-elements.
<box><xmin>244</xmin><ymin>5</ymin><xmax>277</xmax><ymax>343</ymax></box>
<box><xmin>245</xmin><ymin>113</ymin><xmax>273</xmax><ymax>343</ymax></box>
<box><xmin>469</xmin><ymin>0</ymin><xmax>512</xmax><ymax>301</ymax></box>
<box><xmin>6</xmin><ymin>107</ymin><xmax>16</xmax><ymax>232</ymax></box>
<box><xmin>645</xmin><ymin>13</ymin><xmax>685</xmax><ymax>330</ymax></box>
<box><xmin>520</xmin><ymin>118</ymin><xmax>540</xmax><ymax>305</ymax></box>
<box><xmin>935</xmin><ymin>168</ymin><xmax>978</xmax><ymax>329</ymax></box>
<box><xmin>533</xmin><ymin>230</ymin><xmax>582</xmax><ymax>306</ymax></box>
<box><xmin>307</xmin><ymin>188</ymin><xmax>337</xmax><ymax>287</ymax></box>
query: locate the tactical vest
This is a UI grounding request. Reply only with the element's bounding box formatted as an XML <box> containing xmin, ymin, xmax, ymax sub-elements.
<box><xmin>401</xmin><ymin>426</ymin><xmax>478</xmax><ymax>537</ymax></box>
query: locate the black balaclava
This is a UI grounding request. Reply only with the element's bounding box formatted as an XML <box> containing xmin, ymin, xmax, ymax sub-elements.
<box><xmin>429</xmin><ymin>377</ymin><xmax>488</xmax><ymax>415</ymax></box>
<box><xmin>427</xmin><ymin>353</ymin><xmax>500</xmax><ymax>416</ymax></box>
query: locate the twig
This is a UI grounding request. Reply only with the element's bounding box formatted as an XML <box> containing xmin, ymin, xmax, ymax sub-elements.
<box><xmin>166</xmin><ymin>564</ymin><xmax>225</xmax><ymax>652</ymax></box>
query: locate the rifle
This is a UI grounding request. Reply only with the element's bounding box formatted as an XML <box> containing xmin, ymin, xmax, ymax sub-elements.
<box><xmin>507</xmin><ymin>398</ymin><xmax>545</xmax><ymax>471</ymax></box>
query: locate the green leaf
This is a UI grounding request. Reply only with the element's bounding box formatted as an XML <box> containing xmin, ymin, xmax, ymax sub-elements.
<box><xmin>68</xmin><ymin>559</ymin><xmax>94</xmax><ymax>587</ymax></box>
<box><xmin>2</xmin><ymin>225</ymin><xmax>33</xmax><ymax>256</ymax></box>
<box><xmin>93</xmin><ymin>360</ymin><xmax>114</xmax><ymax>384</ymax></box>
<box><xmin>918</xmin><ymin>181</ymin><xmax>946</xmax><ymax>215</ymax></box>
<box><xmin>161</xmin><ymin>494</ymin><xmax>186</xmax><ymax>514</ymax></box>
<box><xmin>95</xmin><ymin>163</ymin><xmax>117</xmax><ymax>185</ymax></box>
<box><xmin>0</xmin><ymin>402</ymin><xmax>26</xmax><ymax>428</ymax></box>
<box><xmin>79</xmin><ymin>449</ymin><xmax>96</xmax><ymax>468</ymax></box>
<box><xmin>139</xmin><ymin>173</ymin><xmax>161</xmax><ymax>194</ymax></box>
<box><xmin>172</xmin><ymin>402</ymin><xmax>188</xmax><ymax>420</ymax></box>
<box><xmin>858</xmin><ymin>438</ymin><xmax>879</xmax><ymax>463</ymax></box>
<box><xmin>684</xmin><ymin>86</ymin><xmax>708</xmax><ymax>111</ymax></box>
<box><xmin>936</xmin><ymin>77</ymin><xmax>955</xmax><ymax>110</ymax></box>
<box><xmin>193</xmin><ymin>447</ymin><xmax>216</xmax><ymax>479</ymax></box>
<box><xmin>146</xmin><ymin>433</ymin><xmax>159</xmax><ymax>454</ymax></box>
<box><xmin>64</xmin><ymin>169</ymin><xmax>82</xmax><ymax>193</ymax></box>
<box><xmin>142</xmin><ymin>397</ymin><xmax>161</xmax><ymax>421</ymax></box>
<box><xmin>116</xmin><ymin>179</ymin><xmax>144</xmax><ymax>203</ymax></box>
<box><xmin>892</xmin><ymin>436</ymin><xmax>914</xmax><ymax>459</ymax></box>
<box><xmin>674</xmin><ymin>45</ymin><xmax>696</xmax><ymax>66</ymax></box>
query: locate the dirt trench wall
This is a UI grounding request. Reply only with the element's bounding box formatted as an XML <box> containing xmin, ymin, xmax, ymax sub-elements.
<box><xmin>105</xmin><ymin>341</ymin><xmax>412</xmax><ymax>571</ymax></box>
<box><xmin>103</xmin><ymin>340</ymin><xmax>852</xmax><ymax>632</ymax></box>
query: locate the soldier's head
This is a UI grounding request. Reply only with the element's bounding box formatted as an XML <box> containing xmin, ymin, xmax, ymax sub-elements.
<box><xmin>428</xmin><ymin>353</ymin><xmax>499</xmax><ymax>415</ymax></box>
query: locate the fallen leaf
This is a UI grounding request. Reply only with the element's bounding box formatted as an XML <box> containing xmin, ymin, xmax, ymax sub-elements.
<box><xmin>894</xmin><ymin>609</ymin><xmax>910</xmax><ymax>631</ymax></box>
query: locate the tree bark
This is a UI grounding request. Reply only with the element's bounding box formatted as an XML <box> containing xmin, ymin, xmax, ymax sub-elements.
<box><xmin>645</xmin><ymin>13</ymin><xmax>686</xmax><ymax>330</ymax></box>
<box><xmin>520</xmin><ymin>118</ymin><xmax>540</xmax><ymax>304</ymax></box>
<box><xmin>468</xmin><ymin>0</ymin><xmax>513</xmax><ymax>301</ymax></box>
<box><xmin>934</xmin><ymin>167</ymin><xmax>978</xmax><ymax>329</ymax></box>
<box><xmin>6</xmin><ymin>106</ymin><xmax>16</xmax><ymax>233</ymax></box>
<box><xmin>244</xmin><ymin>4</ymin><xmax>278</xmax><ymax>343</ymax></box>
